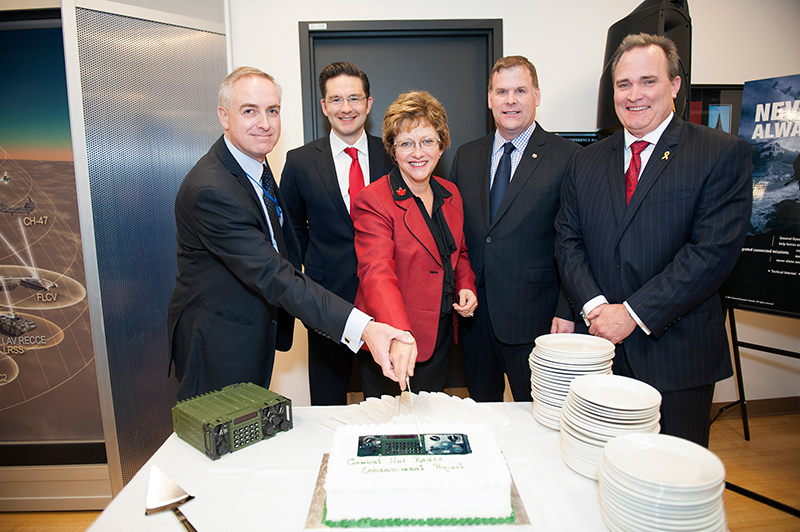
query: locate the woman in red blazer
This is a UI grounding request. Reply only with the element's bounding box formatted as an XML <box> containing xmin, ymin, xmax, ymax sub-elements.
<box><xmin>353</xmin><ymin>91</ymin><xmax>477</xmax><ymax>395</ymax></box>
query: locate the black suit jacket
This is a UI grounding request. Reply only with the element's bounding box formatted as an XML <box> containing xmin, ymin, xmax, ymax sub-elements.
<box><xmin>167</xmin><ymin>136</ymin><xmax>353</xmax><ymax>399</ymax></box>
<box><xmin>449</xmin><ymin>123</ymin><xmax>580</xmax><ymax>344</ymax></box>
<box><xmin>280</xmin><ymin>133</ymin><xmax>393</xmax><ymax>302</ymax></box>
<box><xmin>555</xmin><ymin>116</ymin><xmax>753</xmax><ymax>392</ymax></box>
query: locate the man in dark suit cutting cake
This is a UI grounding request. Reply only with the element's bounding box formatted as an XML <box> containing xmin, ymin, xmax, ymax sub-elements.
<box><xmin>167</xmin><ymin>66</ymin><xmax>415</xmax><ymax>401</ymax></box>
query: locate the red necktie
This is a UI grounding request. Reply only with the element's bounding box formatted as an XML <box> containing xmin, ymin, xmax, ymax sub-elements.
<box><xmin>625</xmin><ymin>140</ymin><xmax>649</xmax><ymax>205</ymax></box>
<box><xmin>345</xmin><ymin>147</ymin><xmax>364</xmax><ymax>218</ymax></box>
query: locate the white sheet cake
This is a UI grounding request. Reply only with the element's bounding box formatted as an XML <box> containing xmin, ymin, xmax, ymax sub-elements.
<box><xmin>324</xmin><ymin>422</ymin><xmax>513</xmax><ymax>526</ymax></box>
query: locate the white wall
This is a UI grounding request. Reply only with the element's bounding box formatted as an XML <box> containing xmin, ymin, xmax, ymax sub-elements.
<box><xmin>227</xmin><ymin>0</ymin><xmax>800</xmax><ymax>406</ymax></box>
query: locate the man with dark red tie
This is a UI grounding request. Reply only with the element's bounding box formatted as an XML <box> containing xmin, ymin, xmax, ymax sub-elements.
<box><xmin>555</xmin><ymin>34</ymin><xmax>753</xmax><ymax>446</ymax></box>
<box><xmin>281</xmin><ymin>62</ymin><xmax>394</xmax><ymax>405</ymax></box>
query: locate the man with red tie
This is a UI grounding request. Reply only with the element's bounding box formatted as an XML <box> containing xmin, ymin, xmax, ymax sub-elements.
<box><xmin>282</xmin><ymin>62</ymin><xmax>394</xmax><ymax>405</ymax></box>
<box><xmin>555</xmin><ymin>34</ymin><xmax>753</xmax><ymax>446</ymax></box>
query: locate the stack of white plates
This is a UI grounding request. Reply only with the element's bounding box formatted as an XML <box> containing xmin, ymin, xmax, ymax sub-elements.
<box><xmin>529</xmin><ymin>334</ymin><xmax>614</xmax><ymax>430</ymax></box>
<box><xmin>559</xmin><ymin>374</ymin><xmax>661</xmax><ymax>479</ymax></box>
<box><xmin>598</xmin><ymin>433</ymin><xmax>727</xmax><ymax>532</ymax></box>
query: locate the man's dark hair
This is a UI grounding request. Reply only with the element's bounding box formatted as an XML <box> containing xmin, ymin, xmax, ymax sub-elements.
<box><xmin>611</xmin><ymin>33</ymin><xmax>680</xmax><ymax>82</ymax></box>
<box><xmin>318</xmin><ymin>61</ymin><xmax>370</xmax><ymax>98</ymax></box>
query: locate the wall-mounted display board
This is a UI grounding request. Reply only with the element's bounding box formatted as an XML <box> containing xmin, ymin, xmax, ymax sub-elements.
<box><xmin>0</xmin><ymin>8</ymin><xmax>105</xmax><ymax>468</ymax></box>
<box><xmin>716</xmin><ymin>75</ymin><xmax>800</xmax><ymax>319</ymax></box>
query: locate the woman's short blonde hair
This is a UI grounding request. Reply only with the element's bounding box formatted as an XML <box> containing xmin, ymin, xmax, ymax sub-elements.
<box><xmin>383</xmin><ymin>91</ymin><xmax>450</xmax><ymax>159</ymax></box>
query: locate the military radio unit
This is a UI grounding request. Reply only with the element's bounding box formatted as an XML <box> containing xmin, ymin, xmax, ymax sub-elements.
<box><xmin>172</xmin><ymin>382</ymin><xmax>292</xmax><ymax>460</ymax></box>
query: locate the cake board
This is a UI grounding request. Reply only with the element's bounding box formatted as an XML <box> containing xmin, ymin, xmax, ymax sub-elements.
<box><xmin>305</xmin><ymin>454</ymin><xmax>532</xmax><ymax>531</ymax></box>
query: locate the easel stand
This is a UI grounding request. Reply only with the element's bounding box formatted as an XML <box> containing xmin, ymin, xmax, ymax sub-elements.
<box><xmin>712</xmin><ymin>307</ymin><xmax>800</xmax><ymax>519</ymax></box>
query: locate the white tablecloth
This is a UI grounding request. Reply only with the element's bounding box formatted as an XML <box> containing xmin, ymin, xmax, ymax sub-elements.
<box><xmin>87</xmin><ymin>402</ymin><xmax>606</xmax><ymax>531</ymax></box>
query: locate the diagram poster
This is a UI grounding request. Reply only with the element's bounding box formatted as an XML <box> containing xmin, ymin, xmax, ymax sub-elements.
<box><xmin>722</xmin><ymin>74</ymin><xmax>800</xmax><ymax>318</ymax></box>
<box><xmin>0</xmin><ymin>23</ymin><xmax>104</xmax><ymax>455</ymax></box>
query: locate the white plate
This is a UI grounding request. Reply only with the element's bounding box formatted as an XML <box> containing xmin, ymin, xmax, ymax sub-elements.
<box><xmin>532</xmin><ymin>351</ymin><xmax>613</xmax><ymax>367</ymax></box>
<box><xmin>561</xmin><ymin>447</ymin><xmax>599</xmax><ymax>479</ymax></box>
<box><xmin>535</xmin><ymin>333</ymin><xmax>615</xmax><ymax>355</ymax></box>
<box><xmin>603</xmin><ymin>433</ymin><xmax>726</xmax><ymax>489</ymax></box>
<box><xmin>570</xmin><ymin>374</ymin><xmax>662</xmax><ymax>411</ymax></box>
<box><xmin>599</xmin><ymin>459</ymin><xmax>726</xmax><ymax>504</ymax></box>
<box><xmin>566</xmin><ymin>394</ymin><xmax>661</xmax><ymax>424</ymax></box>
<box><xmin>561</xmin><ymin>402</ymin><xmax>660</xmax><ymax>438</ymax></box>
<box><xmin>531</xmin><ymin>386</ymin><xmax>567</xmax><ymax>407</ymax></box>
<box><xmin>599</xmin><ymin>480</ymin><xmax>724</xmax><ymax>519</ymax></box>
<box><xmin>600</xmin><ymin>488</ymin><xmax>726</xmax><ymax>531</ymax></box>
<box><xmin>530</xmin><ymin>354</ymin><xmax>614</xmax><ymax>372</ymax></box>
<box><xmin>532</xmin><ymin>400</ymin><xmax>562</xmax><ymax>418</ymax></box>
<box><xmin>560</xmin><ymin>414</ymin><xmax>608</xmax><ymax>446</ymax></box>
<box><xmin>531</xmin><ymin>371</ymin><xmax>573</xmax><ymax>388</ymax></box>
<box><xmin>532</xmin><ymin>405</ymin><xmax>561</xmax><ymax>430</ymax></box>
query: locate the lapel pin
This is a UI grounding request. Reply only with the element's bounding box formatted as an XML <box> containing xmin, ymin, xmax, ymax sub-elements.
<box><xmin>531</xmin><ymin>153</ymin><xmax>538</xmax><ymax>159</ymax></box>
<box><xmin>662</xmin><ymin>151</ymin><xmax>670</xmax><ymax>161</ymax></box>
<box><xmin>396</xmin><ymin>187</ymin><xmax>406</xmax><ymax>196</ymax></box>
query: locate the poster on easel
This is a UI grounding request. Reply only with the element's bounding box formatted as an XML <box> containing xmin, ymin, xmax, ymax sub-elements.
<box><xmin>0</xmin><ymin>15</ymin><xmax>104</xmax><ymax>464</ymax></box>
<box><xmin>721</xmin><ymin>74</ymin><xmax>800</xmax><ymax>319</ymax></box>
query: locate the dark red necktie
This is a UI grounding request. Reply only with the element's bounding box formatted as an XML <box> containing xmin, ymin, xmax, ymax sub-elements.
<box><xmin>625</xmin><ymin>140</ymin><xmax>649</xmax><ymax>205</ymax></box>
<box><xmin>345</xmin><ymin>147</ymin><xmax>364</xmax><ymax>218</ymax></box>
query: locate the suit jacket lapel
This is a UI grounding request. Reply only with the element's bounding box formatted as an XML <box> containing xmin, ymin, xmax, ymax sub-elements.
<box><xmin>404</xmin><ymin>204</ymin><xmax>442</xmax><ymax>267</ymax></box>
<box><xmin>367</xmin><ymin>133</ymin><xmax>390</xmax><ymax>183</ymax></box>
<box><xmin>607</xmin><ymin>132</ymin><xmax>627</xmax><ymax>226</ymax></box>
<box><xmin>477</xmin><ymin>133</ymin><xmax>494</xmax><ymax>228</ymax></box>
<box><xmin>619</xmin><ymin>117</ymin><xmax>684</xmax><ymax>231</ymax></box>
<box><xmin>389</xmin><ymin>169</ymin><xmax>442</xmax><ymax>267</ymax></box>
<box><xmin>215</xmin><ymin>135</ymin><xmax>301</xmax><ymax>267</ymax></box>
<box><xmin>216</xmin><ymin>136</ymin><xmax>266</xmax><ymax>224</ymax></box>
<box><xmin>490</xmin><ymin>123</ymin><xmax>546</xmax><ymax>226</ymax></box>
<box><xmin>315</xmin><ymin>135</ymin><xmax>354</xmax><ymax>227</ymax></box>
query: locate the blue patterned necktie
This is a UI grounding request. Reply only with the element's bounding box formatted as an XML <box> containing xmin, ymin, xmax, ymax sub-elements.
<box><xmin>490</xmin><ymin>141</ymin><xmax>515</xmax><ymax>221</ymax></box>
<box><xmin>261</xmin><ymin>163</ymin><xmax>287</xmax><ymax>256</ymax></box>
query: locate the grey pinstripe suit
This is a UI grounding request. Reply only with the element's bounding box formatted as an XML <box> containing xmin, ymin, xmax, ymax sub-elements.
<box><xmin>555</xmin><ymin>116</ymin><xmax>752</xmax><ymax>396</ymax></box>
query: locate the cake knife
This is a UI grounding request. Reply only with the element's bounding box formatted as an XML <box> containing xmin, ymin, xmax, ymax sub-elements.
<box><xmin>405</xmin><ymin>376</ymin><xmax>423</xmax><ymax>451</ymax></box>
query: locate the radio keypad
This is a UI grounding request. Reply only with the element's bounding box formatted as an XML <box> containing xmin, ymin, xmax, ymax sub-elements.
<box><xmin>232</xmin><ymin>422</ymin><xmax>260</xmax><ymax>449</ymax></box>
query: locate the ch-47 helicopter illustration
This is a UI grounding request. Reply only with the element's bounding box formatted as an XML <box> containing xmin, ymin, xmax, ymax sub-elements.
<box><xmin>0</xmin><ymin>220</ymin><xmax>58</xmax><ymax>294</ymax></box>
<box><xmin>0</xmin><ymin>195</ymin><xmax>35</xmax><ymax>216</ymax></box>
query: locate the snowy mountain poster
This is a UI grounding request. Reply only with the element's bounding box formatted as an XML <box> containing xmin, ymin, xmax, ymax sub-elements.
<box><xmin>721</xmin><ymin>73</ymin><xmax>800</xmax><ymax>318</ymax></box>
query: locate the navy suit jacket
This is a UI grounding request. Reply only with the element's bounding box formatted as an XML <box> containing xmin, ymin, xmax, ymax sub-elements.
<box><xmin>280</xmin><ymin>133</ymin><xmax>393</xmax><ymax>302</ymax></box>
<box><xmin>555</xmin><ymin>116</ymin><xmax>753</xmax><ymax>392</ymax></box>
<box><xmin>449</xmin><ymin>123</ymin><xmax>580</xmax><ymax>344</ymax></box>
<box><xmin>167</xmin><ymin>136</ymin><xmax>353</xmax><ymax>399</ymax></box>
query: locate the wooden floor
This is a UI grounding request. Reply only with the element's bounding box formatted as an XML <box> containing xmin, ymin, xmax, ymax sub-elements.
<box><xmin>710</xmin><ymin>414</ymin><xmax>800</xmax><ymax>531</ymax></box>
<box><xmin>1</xmin><ymin>414</ymin><xmax>798</xmax><ymax>531</ymax></box>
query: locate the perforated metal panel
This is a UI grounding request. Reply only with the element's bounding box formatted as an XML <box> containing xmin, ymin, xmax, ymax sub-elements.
<box><xmin>75</xmin><ymin>7</ymin><xmax>225</xmax><ymax>484</ymax></box>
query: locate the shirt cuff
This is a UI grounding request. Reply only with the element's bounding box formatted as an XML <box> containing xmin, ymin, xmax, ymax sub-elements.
<box><xmin>581</xmin><ymin>295</ymin><xmax>608</xmax><ymax>327</ymax></box>
<box><xmin>623</xmin><ymin>301</ymin><xmax>651</xmax><ymax>336</ymax></box>
<box><xmin>341</xmin><ymin>307</ymin><xmax>372</xmax><ymax>352</ymax></box>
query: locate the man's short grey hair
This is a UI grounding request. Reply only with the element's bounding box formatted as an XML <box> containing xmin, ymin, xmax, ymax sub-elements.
<box><xmin>218</xmin><ymin>66</ymin><xmax>282</xmax><ymax>108</ymax></box>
